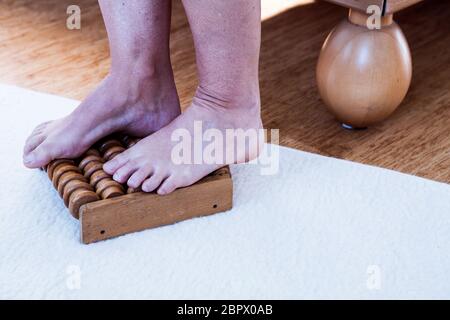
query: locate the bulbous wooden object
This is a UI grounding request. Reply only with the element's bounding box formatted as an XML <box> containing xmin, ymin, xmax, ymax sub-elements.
<box><xmin>316</xmin><ymin>10</ymin><xmax>412</xmax><ymax>128</ymax></box>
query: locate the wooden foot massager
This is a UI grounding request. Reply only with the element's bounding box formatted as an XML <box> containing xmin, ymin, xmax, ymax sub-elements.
<box><xmin>43</xmin><ymin>135</ymin><xmax>233</xmax><ymax>244</ymax></box>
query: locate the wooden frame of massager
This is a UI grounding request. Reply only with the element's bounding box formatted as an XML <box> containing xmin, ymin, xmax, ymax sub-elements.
<box><xmin>43</xmin><ymin>135</ymin><xmax>233</xmax><ymax>244</ymax></box>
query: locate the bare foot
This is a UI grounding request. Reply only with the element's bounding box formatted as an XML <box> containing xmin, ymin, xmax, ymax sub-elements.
<box><xmin>103</xmin><ymin>87</ymin><xmax>263</xmax><ymax>195</ymax></box>
<box><xmin>23</xmin><ymin>69</ymin><xmax>180</xmax><ymax>168</ymax></box>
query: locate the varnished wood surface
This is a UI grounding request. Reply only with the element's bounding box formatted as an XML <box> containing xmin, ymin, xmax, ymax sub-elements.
<box><xmin>43</xmin><ymin>131</ymin><xmax>233</xmax><ymax>243</ymax></box>
<box><xmin>81</xmin><ymin>167</ymin><xmax>233</xmax><ymax>244</ymax></box>
<box><xmin>324</xmin><ymin>0</ymin><xmax>384</xmax><ymax>13</ymax></box>
<box><xmin>324</xmin><ymin>0</ymin><xmax>424</xmax><ymax>14</ymax></box>
<box><xmin>316</xmin><ymin>10</ymin><xmax>412</xmax><ymax>128</ymax></box>
<box><xmin>385</xmin><ymin>0</ymin><xmax>425</xmax><ymax>14</ymax></box>
<box><xmin>0</xmin><ymin>0</ymin><xmax>449</xmax><ymax>183</ymax></box>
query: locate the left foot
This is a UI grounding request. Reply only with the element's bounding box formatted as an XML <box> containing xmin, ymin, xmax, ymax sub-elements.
<box><xmin>103</xmin><ymin>88</ymin><xmax>263</xmax><ymax>195</ymax></box>
<box><xmin>22</xmin><ymin>67</ymin><xmax>180</xmax><ymax>168</ymax></box>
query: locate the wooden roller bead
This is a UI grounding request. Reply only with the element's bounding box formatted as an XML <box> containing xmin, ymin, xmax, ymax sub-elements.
<box><xmin>57</xmin><ymin>171</ymin><xmax>87</xmax><ymax>197</ymax></box>
<box><xmin>79</xmin><ymin>155</ymin><xmax>103</xmax><ymax>171</ymax></box>
<box><xmin>47</xmin><ymin>159</ymin><xmax>75</xmax><ymax>180</ymax></box>
<box><xmin>52</xmin><ymin>163</ymin><xmax>81</xmax><ymax>188</ymax></box>
<box><xmin>104</xmin><ymin>152</ymin><xmax>122</xmax><ymax>161</ymax></box>
<box><xmin>68</xmin><ymin>189</ymin><xmax>99</xmax><ymax>219</ymax></box>
<box><xmin>96</xmin><ymin>179</ymin><xmax>124</xmax><ymax>199</ymax></box>
<box><xmin>83</xmin><ymin>161</ymin><xmax>104</xmax><ymax>179</ymax></box>
<box><xmin>90</xmin><ymin>170</ymin><xmax>111</xmax><ymax>188</ymax></box>
<box><xmin>119</xmin><ymin>135</ymin><xmax>132</xmax><ymax>146</ymax></box>
<box><xmin>63</xmin><ymin>180</ymin><xmax>93</xmax><ymax>207</ymax></box>
<box><xmin>127</xmin><ymin>186</ymin><xmax>142</xmax><ymax>194</ymax></box>
<box><xmin>103</xmin><ymin>146</ymin><xmax>125</xmax><ymax>161</ymax></box>
<box><xmin>99</xmin><ymin>140</ymin><xmax>123</xmax><ymax>154</ymax></box>
<box><xmin>101</xmin><ymin>186</ymin><xmax>125</xmax><ymax>199</ymax></box>
<box><xmin>120</xmin><ymin>135</ymin><xmax>141</xmax><ymax>148</ymax></box>
<box><xmin>84</xmin><ymin>148</ymin><xmax>101</xmax><ymax>157</ymax></box>
<box><xmin>127</xmin><ymin>138</ymin><xmax>140</xmax><ymax>148</ymax></box>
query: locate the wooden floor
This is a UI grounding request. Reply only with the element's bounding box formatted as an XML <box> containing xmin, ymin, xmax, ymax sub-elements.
<box><xmin>1</xmin><ymin>0</ymin><xmax>449</xmax><ymax>183</ymax></box>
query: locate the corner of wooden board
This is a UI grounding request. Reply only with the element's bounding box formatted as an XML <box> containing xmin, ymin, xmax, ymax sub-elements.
<box><xmin>79</xmin><ymin>167</ymin><xmax>233</xmax><ymax>244</ymax></box>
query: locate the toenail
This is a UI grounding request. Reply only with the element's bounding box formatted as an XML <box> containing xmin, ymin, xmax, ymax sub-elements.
<box><xmin>104</xmin><ymin>160</ymin><xmax>114</xmax><ymax>167</ymax></box>
<box><xmin>24</xmin><ymin>154</ymin><xmax>35</xmax><ymax>164</ymax></box>
<box><xmin>113</xmin><ymin>173</ymin><xmax>121</xmax><ymax>181</ymax></box>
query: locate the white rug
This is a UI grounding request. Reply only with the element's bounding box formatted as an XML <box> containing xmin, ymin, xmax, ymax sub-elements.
<box><xmin>0</xmin><ymin>84</ymin><xmax>449</xmax><ymax>299</ymax></box>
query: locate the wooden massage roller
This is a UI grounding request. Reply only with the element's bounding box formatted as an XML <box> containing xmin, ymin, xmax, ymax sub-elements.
<box><xmin>43</xmin><ymin>134</ymin><xmax>233</xmax><ymax>244</ymax></box>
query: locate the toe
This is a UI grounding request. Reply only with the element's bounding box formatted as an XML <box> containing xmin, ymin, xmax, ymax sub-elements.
<box><xmin>23</xmin><ymin>141</ymin><xmax>57</xmax><ymax>168</ymax></box>
<box><xmin>28</xmin><ymin>121</ymin><xmax>50</xmax><ymax>137</ymax></box>
<box><xmin>112</xmin><ymin>162</ymin><xmax>138</xmax><ymax>184</ymax></box>
<box><xmin>104</xmin><ymin>153</ymin><xmax>128</xmax><ymax>175</ymax></box>
<box><xmin>142</xmin><ymin>174</ymin><xmax>165</xmax><ymax>193</ymax></box>
<box><xmin>23</xmin><ymin>134</ymin><xmax>46</xmax><ymax>155</ymax></box>
<box><xmin>127</xmin><ymin>167</ymin><xmax>153</xmax><ymax>188</ymax></box>
<box><xmin>157</xmin><ymin>176</ymin><xmax>179</xmax><ymax>195</ymax></box>
<box><xmin>32</xmin><ymin>121</ymin><xmax>50</xmax><ymax>135</ymax></box>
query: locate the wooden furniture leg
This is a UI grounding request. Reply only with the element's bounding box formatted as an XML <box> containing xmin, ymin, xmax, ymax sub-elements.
<box><xmin>316</xmin><ymin>9</ymin><xmax>412</xmax><ymax>128</ymax></box>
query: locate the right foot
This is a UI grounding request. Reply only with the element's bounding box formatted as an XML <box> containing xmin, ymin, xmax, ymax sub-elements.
<box><xmin>23</xmin><ymin>68</ymin><xmax>180</xmax><ymax>168</ymax></box>
<box><xmin>103</xmin><ymin>86</ymin><xmax>263</xmax><ymax>195</ymax></box>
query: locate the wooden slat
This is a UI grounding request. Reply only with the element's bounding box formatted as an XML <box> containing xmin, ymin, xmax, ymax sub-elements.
<box><xmin>80</xmin><ymin>167</ymin><xmax>233</xmax><ymax>244</ymax></box>
<box><xmin>323</xmin><ymin>0</ymin><xmax>384</xmax><ymax>12</ymax></box>
<box><xmin>324</xmin><ymin>0</ymin><xmax>425</xmax><ymax>14</ymax></box>
<box><xmin>385</xmin><ymin>0</ymin><xmax>424</xmax><ymax>14</ymax></box>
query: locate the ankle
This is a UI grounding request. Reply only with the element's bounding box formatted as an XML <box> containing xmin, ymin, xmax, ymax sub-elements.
<box><xmin>106</xmin><ymin>62</ymin><xmax>175</xmax><ymax>104</ymax></box>
<box><xmin>194</xmin><ymin>83</ymin><xmax>260</xmax><ymax>113</ymax></box>
<box><xmin>110</xmin><ymin>56</ymin><xmax>171</xmax><ymax>83</ymax></box>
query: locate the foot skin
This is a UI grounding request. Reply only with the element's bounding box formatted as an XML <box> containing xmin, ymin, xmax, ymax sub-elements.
<box><xmin>103</xmin><ymin>88</ymin><xmax>263</xmax><ymax>195</ymax></box>
<box><xmin>23</xmin><ymin>70</ymin><xmax>180</xmax><ymax>168</ymax></box>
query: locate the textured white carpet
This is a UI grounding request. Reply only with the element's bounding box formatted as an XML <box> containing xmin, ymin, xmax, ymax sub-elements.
<box><xmin>0</xmin><ymin>84</ymin><xmax>449</xmax><ymax>299</ymax></box>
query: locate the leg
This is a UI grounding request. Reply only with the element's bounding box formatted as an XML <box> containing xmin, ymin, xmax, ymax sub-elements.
<box><xmin>104</xmin><ymin>0</ymin><xmax>263</xmax><ymax>195</ymax></box>
<box><xmin>316</xmin><ymin>9</ymin><xmax>412</xmax><ymax>128</ymax></box>
<box><xmin>23</xmin><ymin>0</ymin><xmax>180</xmax><ymax>168</ymax></box>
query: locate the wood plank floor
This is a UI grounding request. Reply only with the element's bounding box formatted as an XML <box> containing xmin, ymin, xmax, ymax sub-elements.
<box><xmin>0</xmin><ymin>0</ymin><xmax>449</xmax><ymax>183</ymax></box>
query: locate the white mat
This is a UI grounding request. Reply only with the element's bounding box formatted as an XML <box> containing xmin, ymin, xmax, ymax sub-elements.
<box><xmin>0</xmin><ymin>84</ymin><xmax>449</xmax><ymax>299</ymax></box>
